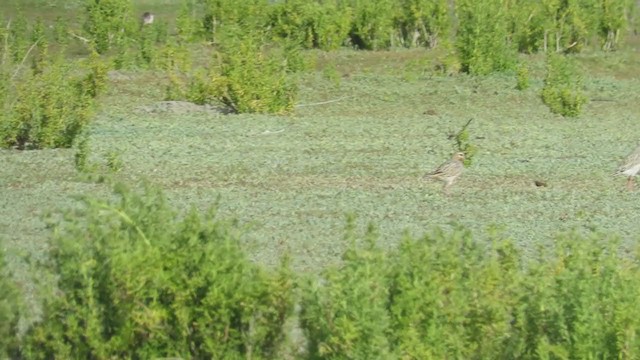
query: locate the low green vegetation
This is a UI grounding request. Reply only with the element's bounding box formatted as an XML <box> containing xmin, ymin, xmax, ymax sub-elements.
<box><xmin>18</xmin><ymin>183</ymin><xmax>294</xmax><ymax>359</ymax></box>
<box><xmin>541</xmin><ymin>53</ymin><xmax>588</xmax><ymax>117</ymax></box>
<box><xmin>302</xmin><ymin>223</ymin><xmax>640</xmax><ymax>359</ymax></box>
<box><xmin>0</xmin><ymin>247</ymin><xmax>21</xmax><ymax>359</ymax></box>
<box><xmin>3</xmin><ymin>184</ymin><xmax>640</xmax><ymax>358</ymax></box>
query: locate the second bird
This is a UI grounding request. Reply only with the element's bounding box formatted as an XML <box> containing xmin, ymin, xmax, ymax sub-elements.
<box><xmin>424</xmin><ymin>152</ymin><xmax>465</xmax><ymax>195</ymax></box>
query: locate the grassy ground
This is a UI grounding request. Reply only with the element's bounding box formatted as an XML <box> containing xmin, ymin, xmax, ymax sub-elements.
<box><xmin>3</xmin><ymin>45</ymin><xmax>640</xmax><ymax>279</ymax></box>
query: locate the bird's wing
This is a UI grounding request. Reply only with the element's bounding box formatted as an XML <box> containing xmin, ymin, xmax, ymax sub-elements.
<box><xmin>426</xmin><ymin>160</ymin><xmax>458</xmax><ymax>177</ymax></box>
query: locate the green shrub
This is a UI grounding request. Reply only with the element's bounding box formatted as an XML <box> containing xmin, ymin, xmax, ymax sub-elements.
<box><xmin>175</xmin><ymin>0</ymin><xmax>200</xmax><ymax>43</ymax></box>
<box><xmin>137</xmin><ymin>24</ymin><xmax>158</xmax><ymax>67</ymax></box>
<box><xmin>300</xmin><ymin>217</ymin><xmax>392</xmax><ymax>359</ymax></box>
<box><xmin>0</xmin><ymin>246</ymin><xmax>22</xmax><ymax>359</ymax></box>
<box><xmin>506</xmin><ymin>232</ymin><xmax>640</xmax><ymax>359</ymax></box>
<box><xmin>455</xmin><ymin>0</ymin><xmax>516</xmax><ymax>75</ymax></box>
<box><xmin>53</xmin><ymin>16</ymin><xmax>69</xmax><ymax>46</ymax></box>
<box><xmin>348</xmin><ymin>0</ymin><xmax>398</xmax><ymax>50</ymax></box>
<box><xmin>453</xmin><ymin>118</ymin><xmax>477</xmax><ymax>166</ymax></box>
<box><xmin>181</xmin><ymin>30</ymin><xmax>298</xmax><ymax>114</ymax></box>
<box><xmin>541</xmin><ymin>53</ymin><xmax>587</xmax><ymax>117</ymax></box>
<box><xmin>83</xmin><ymin>0</ymin><xmax>135</xmax><ymax>54</ymax></box>
<box><xmin>8</xmin><ymin>13</ymin><xmax>30</xmax><ymax>64</ymax></box>
<box><xmin>201</xmin><ymin>0</ymin><xmax>269</xmax><ymax>42</ymax></box>
<box><xmin>0</xmin><ymin>53</ymin><xmax>96</xmax><ymax>149</ymax></box>
<box><xmin>310</xmin><ymin>0</ymin><xmax>353</xmax><ymax>50</ymax></box>
<box><xmin>300</xmin><ymin>222</ymin><xmax>640</xmax><ymax>359</ymax></box>
<box><xmin>388</xmin><ymin>227</ymin><xmax>521</xmax><ymax>359</ymax></box>
<box><xmin>396</xmin><ymin>0</ymin><xmax>451</xmax><ymax>48</ymax></box>
<box><xmin>516</xmin><ymin>63</ymin><xmax>530</xmax><ymax>90</ymax></box>
<box><xmin>599</xmin><ymin>0</ymin><xmax>633</xmax><ymax>50</ymax></box>
<box><xmin>268</xmin><ymin>0</ymin><xmax>352</xmax><ymax>50</ymax></box>
<box><xmin>20</xmin><ymin>182</ymin><xmax>295</xmax><ymax>359</ymax></box>
<box><xmin>80</xmin><ymin>50</ymin><xmax>110</xmax><ymax>98</ymax></box>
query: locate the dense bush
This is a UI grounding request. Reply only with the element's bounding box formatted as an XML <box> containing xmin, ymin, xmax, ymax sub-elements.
<box><xmin>299</xmin><ymin>222</ymin><xmax>640</xmax><ymax>359</ymax></box>
<box><xmin>167</xmin><ymin>29</ymin><xmax>299</xmax><ymax>115</ymax></box>
<box><xmin>541</xmin><ymin>53</ymin><xmax>587</xmax><ymax>117</ymax></box>
<box><xmin>0</xmin><ymin>52</ymin><xmax>99</xmax><ymax>149</ymax></box>
<box><xmin>214</xmin><ymin>32</ymin><xmax>298</xmax><ymax>114</ymax></box>
<box><xmin>455</xmin><ymin>0</ymin><xmax>516</xmax><ymax>75</ymax></box>
<box><xmin>395</xmin><ymin>0</ymin><xmax>451</xmax><ymax>48</ymax></box>
<box><xmin>19</xmin><ymin>182</ymin><xmax>295</xmax><ymax>359</ymax></box>
<box><xmin>201</xmin><ymin>0</ymin><xmax>269</xmax><ymax>42</ymax></box>
<box><xmin>300</xmin><ymin>219</ymin><xmax>392</xmax><ymax>359</ymax></box>
<box><xmin>3</xmin><ymin>185</ymin><xmax>640</xmax><ymax>358</ymax></box>
<box><xmin>83</xmin><ymin>0</ymin><xmax>135</xmax><ymax>54</ymax></box>
<box><xmin>268</xmin><ymin>0</ymin><xmax>352</xmax><ymax>50</ymax></box>
<box><xmin>0</xmin><ymin>246</ymin><xmax>21</xmax><ymax>359</ymax></box>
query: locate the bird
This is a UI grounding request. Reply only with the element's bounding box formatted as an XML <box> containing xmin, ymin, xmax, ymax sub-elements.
<box><xmin>424</xmin><ymin>152</ymin><xmax>465</xmax><ymax>195</ymax></box>
<box><xmin>616</xmin><ymin>144</ymin><xmax>640</xmax><ymax>191</ymax></box>
<box><xmin>141</xmin><ymin>12</ymin><xmax>155</xmax><ymax>26</ymax></box>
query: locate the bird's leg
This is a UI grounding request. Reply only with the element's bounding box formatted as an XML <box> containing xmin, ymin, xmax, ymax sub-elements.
<box><xmin>443</xmin><ymin>182</ymin><xmax>451</xmax><ymax>196</ymax></box>
<box><xmin>628</xmin><ymin>177</ymin><xmax>635</xmax><ymax>191</ymax></box>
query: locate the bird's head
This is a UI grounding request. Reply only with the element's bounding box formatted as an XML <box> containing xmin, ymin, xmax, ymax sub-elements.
<box><xmin>453</xmin><ymin>152</ymin><xmax>465</xmax><ymax>161</ymax></box>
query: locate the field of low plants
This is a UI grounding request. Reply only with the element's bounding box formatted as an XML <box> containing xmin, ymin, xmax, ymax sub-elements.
<box><xmin>2</xmin><ymin>0</ymin><xmax>640</xmax><ymax>358</ymax></box>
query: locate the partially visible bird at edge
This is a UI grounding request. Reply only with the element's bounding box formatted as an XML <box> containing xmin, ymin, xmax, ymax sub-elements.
<box><xmin>616</xmin><ymin>144</ymin><xmax>640</xmax><ymax>191</ymax></box>
<box><xmin>424</xmin><ymin>152</ymin><xmax>465</xmax><ymax>195</ymax></box>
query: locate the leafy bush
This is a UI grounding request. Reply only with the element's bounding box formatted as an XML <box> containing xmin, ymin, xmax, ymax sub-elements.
<box><xmin>455</xmin><ymin>0</ymin><xmax>516</xmax><ymax>75</ymax></box>
<box><xmin>20</xmin><ymin>182</ymin><xmax>295</xmax><ymax>359</ymax></box>
<box><xmin>0</xmin><ymin>246</ymin><xmax>21</xmax><ymax>359</ymax></box>
<box><xmin>541</xmin><ymin>53</ymin><xmax>587</xmax><ymax>117</ymax></box>
<box><xmin>300</xmin><ymin>217</ymin><xmax>392</xmax><ymax>359</ymax></box>
<box><xmin>53</xmin><ymin>16</ymin><xmax>70</xmax><ymax>46</ymax></box>
<box><xmin>452</xmin><ymin>118</ymin><xmax>477</xmax><ymax>166</ymax></box>
<box><xmin>83</xmin><ymin>0</ymin><xmax>135</xmax><ymax>54</ymax></box>
<box><xmin>173</xmin><ymin>30</ymin><xmax>298</xmax><ymax>114</ymax></box>
<box><xmin>506</xmin><ymin>232</ymin><xmax>640</xmax><ymax>359</ymax></box>
<box><xmin>175</xmin><ymin>0</ymin><xmax>200</xmax><ymax>43</ymax></box>
<box><xmin>516</xmin><ymin>63</ymin><xmax>530</xmax><ymax>90</ymax></box>
<box><xmin>201</xmin><ymin>0</ymin><xmax>269</xmax><ymax>42</ymax></box>
<box><xmin>395</xmin><ymin>0</ymin><xmax>451</xmax><ymax>48</ymax></box>
<box><xmin>8</xmin><ymin>13</ymin><xmax>30</xmax><ymax>63</ymax></box>
<box><xmin>0</xmin><ymin>53</ymin><xmax>97</xmax><ymax>149</ymax></box>
<box><xmin>268</xmin><ymin>0</ymin><xmax>352</xmax><ymax>50</ymax></box>
<box><xmin>388</xmin><ymin>227</ymin><xmax>521</xmax><ymax>359</ymax></box>
<box><xmin>300</xmin><ymin>222</ymin><xmax>640</xmax><ymax>359</ymax></box>
<box><xmin>348</xmin><ymin>0</ymin><xmax>398</xmax><ymax>50</ymax></box>
<box><xmin>599</xmin><ymin>0</ymin><xmax>633</xmax><ymax>50</ymax></box>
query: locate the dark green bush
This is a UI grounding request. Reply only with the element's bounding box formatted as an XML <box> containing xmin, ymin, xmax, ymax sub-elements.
<box><xmin>541</xmin><ymin>53</ymin><xmax>587</xmax><ymax>117</ymax></box>
<box><xmin>268</xmin><ymin>0</ymin><xmax>352</xmax><ymax>50</ymax></box>
<box><xmin>201</xmin><ymin>0</ymin><xmax>269</xmax><ymax>42</ymax></box>
<box><xmin>516</xmin><ymin>63</ymin><xmax>530</xmax><ymax>90</ymax></box>
<box><xmin>388</xmin><ymin>227</ymin><xmax>521</xmax><ymax>359</ymax></box>
<box><xmin>83</xmin><ymin>0</ymin><xmax>135</xmax><ymax>54</ymax></box>
<box><xmin>0</xmin><ymin>246</ymin><xmax>21</xmax><ymax>359</ymax></box>
<box><xmin>180</xmin><ymin>30</ymin><xmax>298</xmax><ymax>114</ymax></box>
<box><xmin>300</xmin><ymin>218</ymin><xmax>392</xmax><ymax>359</ymax></box>
<box><xmin>300</xmin><ymin>222</ymin><xmax>640</xmax><ymax>359</ymax></box>
<box><xmin>348</xmin><ymin>0</ymin><xmax>398</xmax><ymax>50</ymax></box>
<box><xmin>0</xmin><ymin>53</ymin><xmax>96</xmax><ymax>149</ymax></box>
<box><xmin>455</xmin><ymin>0</ymin><xmax>516</xmax><ymax>75</ymax></box>
<box><xmin>20</xmin><ymin>182</ymin><xmax>294</xmax><ymax>359</ymax></box>
<box><xmin>395</xmin><ymin>0</ymin><xmax>451</xmax><ymax>48</ymax></box>
<box><xmin>507</xmin><ymin>232</ymin><xmax>640</xmax><ymax>359</ymax></box>
<box><xmin>8</xmin><ymin>13</ymin><xmax>29</xmax><ymax>64</ymax></box>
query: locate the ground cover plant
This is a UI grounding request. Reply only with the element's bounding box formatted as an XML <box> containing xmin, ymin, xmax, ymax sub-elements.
<box><xmin>1</xmin><ymin>0</ymin><xmax>640</xmax><ymax>358</ymax></box>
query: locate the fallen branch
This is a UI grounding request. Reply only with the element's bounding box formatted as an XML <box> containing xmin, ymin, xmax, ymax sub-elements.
<box><xmin>11</xmin><ymin>40</ymin><xmax>40</xmax><ymax>80</ymax></box>
<box><xmin>69</xmin><ymin>31</ymin><xmax>90</xmax><ymax>44</ymax></box>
